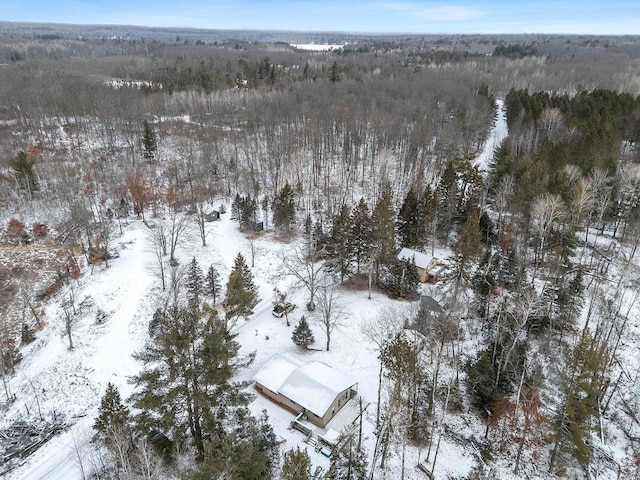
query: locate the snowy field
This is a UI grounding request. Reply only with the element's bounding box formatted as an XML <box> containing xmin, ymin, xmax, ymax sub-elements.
<box><xmin>2</xmin><ymin>99</ymin><xmax>536</xmax><ymax>479</ymax></box>
<box><xmin>291</xmin><ymin>43</ymin><xmax>344</xmax><ymax>51</ymax></box>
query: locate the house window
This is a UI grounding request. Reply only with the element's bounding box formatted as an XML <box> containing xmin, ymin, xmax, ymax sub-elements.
<box><xmin>338</xmin><ymin>391</ymin><xmax>348</xmax><ymax>407</ymax></box>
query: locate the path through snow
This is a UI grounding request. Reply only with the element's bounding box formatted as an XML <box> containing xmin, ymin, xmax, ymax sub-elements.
<box><xmin>472</xmin><ymin>99</ymin><xmax>507</xmax><ymax>172</ymax></box>
<box><xmin>5</xmin><ymin>101</ymin><xmax>510</xmax><ymax>478</ymax></box>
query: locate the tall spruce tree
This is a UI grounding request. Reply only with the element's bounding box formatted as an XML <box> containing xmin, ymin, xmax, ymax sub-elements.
<box><xmin>326</xmin><ymin>432</ymin><xmax>368</xmax><ymax>480</ymax></box>
<box><xmin>349</xmin><ymin>197</ymin><xmax>373</xmax><ymax>274</ymax></box>
<box><xmin>420</xmin><ymin>185</ymin><xmax>439</xmax><ymax>252</ymax></box>
<box><xmin>272</xmin><ymin>182</ymin><xmax>296</xmax><ymax>233</ymax></box>
<box><xmin>142</xmin><ymin>120</ymin><xmax>157</xmax><ymax>161</ymax></box>
<box><xmin>185</xmin><ymin>257</ymin><xmax>205</xmax><ymax>311</ymax></box>
<box><xmin>379</xmin><ymin>258</ymin><xmax>420</xmax><ymax>299</ymax></box>
<box><xmin>371</xmin><ymin>183</ymin><xmax>397</xmax><ymax>285</ymax></box>
<box><xmin>231</xmin><ymin>194</ymin><xmax>258</xmax><ymax>231</ymax></box>
<box><xmin>372</xmin><ymin>184</ymin><xmax>396</xmax><ymax>257</ymax></box>
<box><xmin>223</xmin><ymin>254</ymin><xmax>259</xmax><ymax>329</ymax></box>
<box><xmin>189</xmin><ymin>409</ymin><xmax>278</xmax><ymax>480</ymax></box>
<box><xmin>452</xmin><ymin>208</ymin><xmax>482</xmax><ymax>295</ymax></box>
<box><xmin>326</xmin><ymin>204</ymin><xmax>353</xmax><ymax>282</ymax></box>
<box><xmin>437</xmin><ymin>158</ymin><xmax>460</xmax><ymax>238</ymax></box>
<box><xmin>549</xmin><ymin>330</ymin><xmax>608</xmax><ymax>472</ymax></box>
<box><xmin>205</xmin><ymin>265</ymin><xmax>222</xmax><ymax>305</ymax></box>
<box><xmin>130</xmin><ymin>307</ymin><xmax>249</xmax><ymax>459</ymax></box>
<box><xmin>10</xmin><ymin>150</ymin><xmax>38</xmax><ymax>196</ymax></box>
<box><xmin>281</xmin><ymin>447</ymin><xmax>312</xmax><ymax>480</ymax></box>
<box><xmin>94</xmin><ymin>382</ymin><xmax>130</xmax><ymax>444</ymax></box>
<box><xmin>397</xmin><ymin>187</ymin><xmax>421</xmax><ymax>248</ymax></box>
<box><xmin>233</xmin><ymin>253</ymin><xmax>258</xmax><ymax>295</ymax></box>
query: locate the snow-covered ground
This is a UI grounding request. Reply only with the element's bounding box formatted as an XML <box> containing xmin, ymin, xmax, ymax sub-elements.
<box><xmin>5</xmin><ymin>210</ymin><xmax>452</xmax><ymax>479</ymax></box>
<box><xmin>3</xmin><ymin>101</ymin><xmax>510</xmax><ymax>479</ymax></box>
<box><xmin>472</xmin><ymin>99</ymin><xmax>507</xmax><ymax>172</ymax></box>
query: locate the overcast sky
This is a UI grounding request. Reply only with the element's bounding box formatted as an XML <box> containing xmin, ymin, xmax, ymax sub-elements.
<box><xmin>1</xmin><ymin>0</ymin><xmax>639</xmax><ymax>35</ymax></box>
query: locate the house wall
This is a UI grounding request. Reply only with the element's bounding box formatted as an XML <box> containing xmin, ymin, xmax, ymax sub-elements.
<box><xmin>255</xmin><ymin>382</ymin><xmax>357</xmax><ymax>428</ymax></box>
<box><xmin>319</xmin><ymin>386</ymin><xmax>355</xmax><ymax>427</ymax></box>
<box><xmin>416</xmin><ymin>266</ymin><xmax>428</xmax><ymax>283</ymax></box>
<box><xmin>254</xmin><ymin>383</ymin><xmax>301</xmax><ymax>416</ymax></box>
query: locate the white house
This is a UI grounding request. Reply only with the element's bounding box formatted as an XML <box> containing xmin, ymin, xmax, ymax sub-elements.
<box><xmin>254</xmin><ymin>353</ymin><xmax>357</xmax><ymax>427</ymax></box>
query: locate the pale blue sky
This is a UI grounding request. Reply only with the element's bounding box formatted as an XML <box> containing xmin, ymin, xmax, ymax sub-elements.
<box><xmin>1</xmin><ymin>1</ymin><xmax>639</xmax><ymax>34</ymax></box>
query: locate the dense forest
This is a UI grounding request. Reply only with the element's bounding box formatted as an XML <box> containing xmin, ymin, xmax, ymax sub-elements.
<box><xmin>2</xmin><ymin>24</ymin><xmax>640</xmax><ymax>479</ymax></box>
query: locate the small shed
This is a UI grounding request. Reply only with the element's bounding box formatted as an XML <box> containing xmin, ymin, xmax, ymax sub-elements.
<box><xmin>252</xmin><ymin>221</ymin><xmax>264</xmax><ymax>232</ymax></box>
<box><xmin>254</xmin><ymin>353</ymin><xmax>357</xmax><ymax>428</ymax></box>
<box><xmin>397</xmin><ymin>247</ymin><xmax>442</xmax><ymax>283</ymax></box>
<box><xmin>204</xmin><ymin>210</ymin><xmax>220</xmax><ymax>222</ymax></box>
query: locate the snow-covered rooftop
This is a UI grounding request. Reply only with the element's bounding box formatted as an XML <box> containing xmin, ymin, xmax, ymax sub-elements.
<box><xmin>397</xmin><ymin>247</ymin><xmax>433</xmax><ymax>270</ymax></box>
<box><xmin>255</xmin><ymin>353</ymin><xmax>356</xmax><ymax>418</ymax></box>
<box><xmin>253</xmin><ymin>353</ymin><xmax>302</xmax><ymax>393</ymax></box>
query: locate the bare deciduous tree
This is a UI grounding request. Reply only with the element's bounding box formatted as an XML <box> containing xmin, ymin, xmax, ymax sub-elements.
<box><xmin>316</xmin><ymin>283</ymin><xmax>343</xmax><ymax>351</ymax></box>
<box><xmin>281</xmin><ymin>246</ymin><xmax>326</xmax><ymax>311</ymax></box>
<box><xmin>361</xmin><ymin>305</ymin><xmax>404</xmax><ymax>429</ymax></box>
<box><xmin>530</xmin><ymin>193</ymin><xmax>564</xmax><ymax>281</ymax></box>
<box><xmin>147</xmin><ymin>224</ymin><xmax>168</xmax><ymax>290</ymax></box>
<box><xmin>164</xmin><ymin>210</ymin><xmax>191</xmax><ymax>265</ymax></box>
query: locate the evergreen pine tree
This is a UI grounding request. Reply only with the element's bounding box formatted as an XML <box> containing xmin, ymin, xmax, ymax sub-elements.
<box><xmin>419</xmin><ymin>185</ymin><xmax>438</xmax><ymax>248</ymax></box>
<box><xmin>371</xmin><ymin>183</ymin><xmax>397</xmax><ymax>285</ymax></box>
<box><xmin>397</xmin><ymin>187</ymin><xmax>420</xmax><ymax>248</ymax></box>
<box><xmin>454</xmin><ymin>209</ymin><xmax>482</xmax><ymax>262</ymax></box>
<box><xmin>272</xmin><ymin>181</ymin><xmax>296</xmax><ymax>233</ymax></box>
<box><xmin>291</xmin><ymin>316</ymin><xmax>315</xmax><ymax>349</ymax></box>
<box><xmin>549</xmin><ymin>330</ymin><xmax>608</xmax><ymax>472</ymax></box>
<box><xmin>142</xmin><ymin>120</ymin><xmax>157</xmax><ymax>161</ymax></box>
<box><xmin>329</xmin><ymin>61</ymin><xmax>340</xmax><ymax>82</ymax></box>
<box><xmin>231</xmin><ymin>193</ymin><xmax>242</xmax><ymax>219</ymax></box>
<box><xmin>192</xmin><ymin>409</ymin><xmax>278</xmax><ymax>480</ymax></box>
<box><xmin>452</xmin><ymin>208</ymin><xmax>483</xmax><ymax>293</ymax></box>
<box><xmin>379</xmin><ymin>258</ymin><xmax>420</xmax><ymax>299</ymax></box>
<box><xmin>94</xmin><ymin>382</ymin><xmax>130</xmax><ymax>444</ymax></box>
<box><xmin>326</xmin><ymin>432</ymin><xmax>368</xmax><ymax>480</ymax></box>
<box><xmin>10</xmin><ymin>150</ymin><xmax>38</xmax><ymax>196</ymax></box>
<box><xmin>437</xmin><ymin>158</ymin><xmax>460</xmax><ymax>237</ymax></box>
<box><xmin>240</xmin><ymin>195</ymin><xmax>258</xmax><ymax>231</ymax></box>
<box><xmin>233</xmin><ymin>253</ymin><xmax>257</xmax><ymax>295</ymax></box>
<box><xmin>21</xmin><ymin>323</ymin><xmax>35</xmax><ymax>344</ymax></box>
<box><xmin>205</xmin><ymin>265</ymin><xmax>222</xmax><ymax>304</ymax></box>
<box><xmin>281</xmin><ymin>447</ymin><xmax>312</xmax><ymax>480</ymax></box>
<box><xmin>185</xmin><ymin>257</ymin><xmax>205</xmax><ymax>311</ymax></box>
<box><xmin>224</xmin><ymin>270</ymin><xmax>258</xmax><ymax>329</ymax></box>
<box><xmin>231</xmin><ymin>194</ymin><xmax>258</xmax><ymax>230</ymax></box>
<box><xmin>149</xmin><ymin>307</ymin><xmax>163</xmax><ymax>338</ymax></box>
<box><xmin>349</xmin><ymin>197</ymin><xmax>373</xmax><ymax>274</ymax></box>
<box><xmin>326</xmin><ymin>204</ymin><xmax>353</xmax><ymax>282</ymax></box>
<box><xmin>223</xmin><ymin>255</ymin><xmax>259</xmax><ymax>329</ymax></box>
<box><xmin>130</xmin><ymin>307</ymin><xmax>249</xmax><ymax>459</ymax></box>
<box><xmin>489</xmin><ymin>137</ymin><xmax>514</xmax><ymax>192</ymax></box>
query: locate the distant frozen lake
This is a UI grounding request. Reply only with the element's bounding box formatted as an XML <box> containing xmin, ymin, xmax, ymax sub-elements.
<box><xmin>291</xmin><ymin>43</ymin><xmax>344</xmax><ymax>51</ymax></box>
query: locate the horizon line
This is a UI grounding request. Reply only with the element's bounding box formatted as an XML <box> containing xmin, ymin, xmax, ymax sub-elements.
<box><xmin>2</xmin><ymin>20</ymin><xmax>640</xmax><ymax>38</ymax></box>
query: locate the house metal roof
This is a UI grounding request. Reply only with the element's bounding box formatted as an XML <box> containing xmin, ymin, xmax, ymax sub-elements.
<box><xmin>397</xmin><ymin>247</ymin><xmax>433</xmax><ymax>270</ymax></box>
<box><xmin>254</xmin><ymin>353</ymin><xmax>356</xmax><ymax>418</ymax></box>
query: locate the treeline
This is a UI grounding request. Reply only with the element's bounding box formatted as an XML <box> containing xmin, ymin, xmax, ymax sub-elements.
<box><xmin>505</xmin><ymin>87</ymin><xmax>640</xmax><ymax>172</ymax></box>
<box><xmin>493</xmin><ymin>41</ymin><xmax>539</xmax><ymax>59</ymax></box>
<box><xmin>453</xmin><ymin>87</ymin><xmax>640</xmax><ymax>476</ymax></box>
